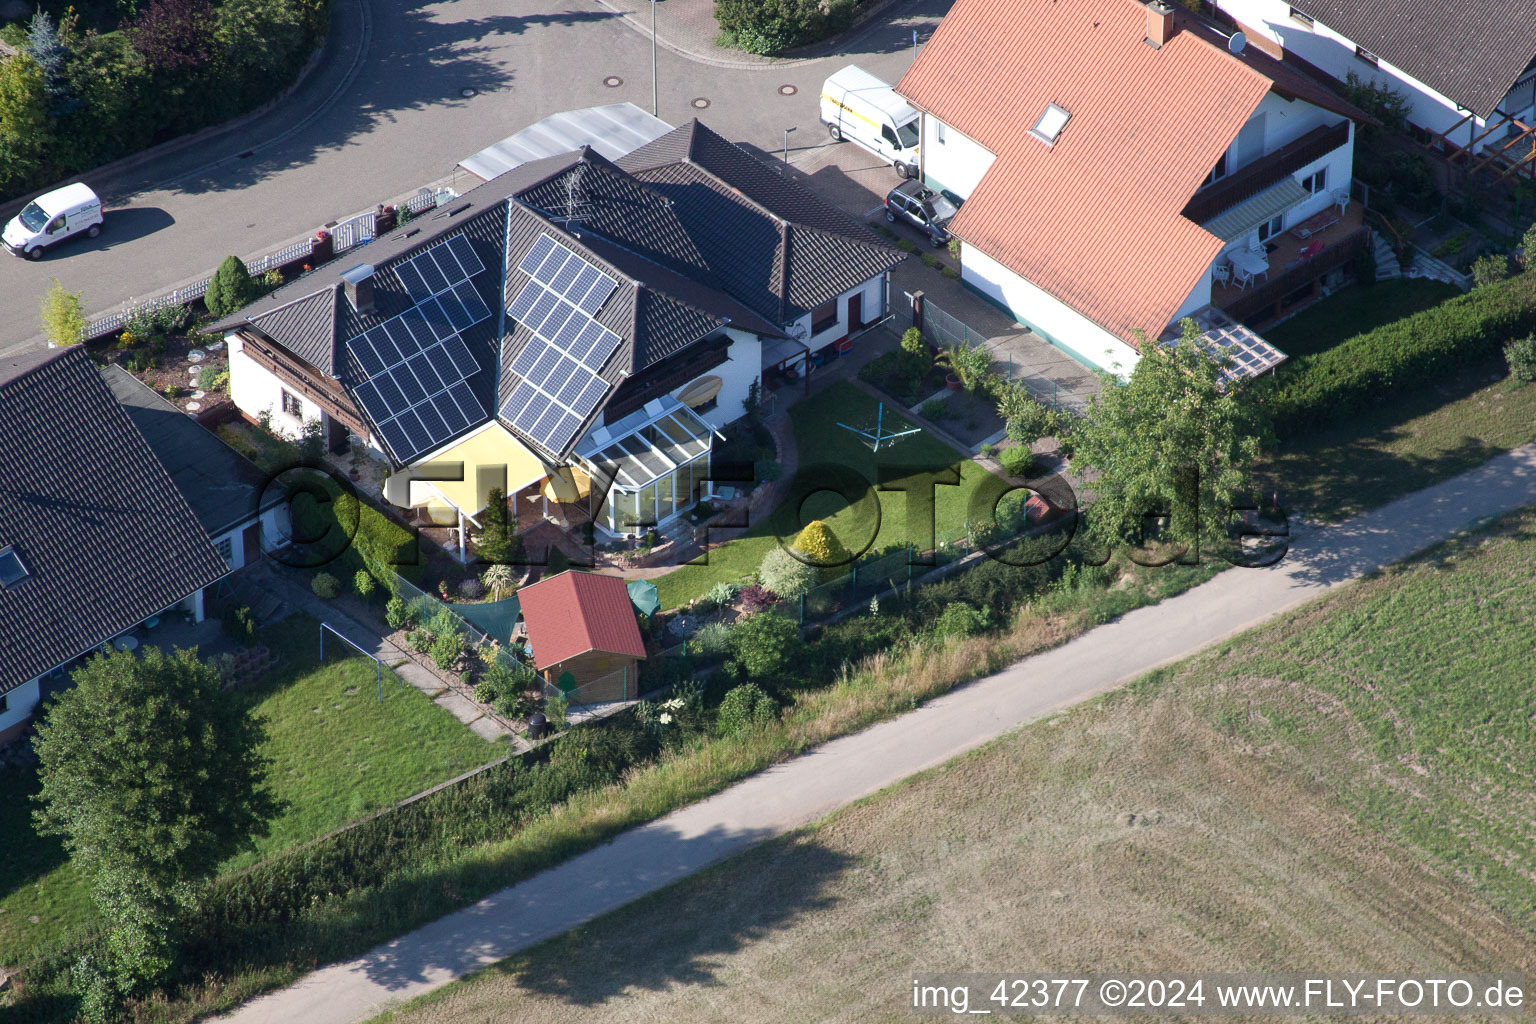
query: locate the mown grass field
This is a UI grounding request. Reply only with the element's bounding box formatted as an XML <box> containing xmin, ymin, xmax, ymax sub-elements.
<box><xmin>367</xmin><ymin>512</ymin><xmax>1536</xmax><ymax>1024</ymax></box>
<box><xmin>0</xmin><ymin>613</ymin><xmax>500</xmax><ymax>963</ymax></box>
<box><xmin>653</xmin><ymin>381</ymin><xmax>996</xmax><ymax>610</ymax></box>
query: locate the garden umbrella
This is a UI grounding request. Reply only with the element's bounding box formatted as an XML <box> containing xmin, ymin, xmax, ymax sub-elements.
<box><xmin>627</xmin><ymin>578</ymin><xmax>660</xmax><ymax>616</ymax></box>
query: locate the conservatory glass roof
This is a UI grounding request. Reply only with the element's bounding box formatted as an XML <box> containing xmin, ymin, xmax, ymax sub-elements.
<box><xmin>576</xmin><ymin>396</ymin><xmax>713</xmax><ymax>490</ymax></box>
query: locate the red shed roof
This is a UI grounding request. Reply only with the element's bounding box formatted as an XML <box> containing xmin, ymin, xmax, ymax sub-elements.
<box><xmin>519</xmin><ymin>570</ymin><xmax>647</xmax><ymax>670</ymax></box>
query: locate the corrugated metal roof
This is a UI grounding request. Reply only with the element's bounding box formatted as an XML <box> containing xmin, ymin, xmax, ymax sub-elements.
<box><xmin>459</xmin><ymin>103</ymin><xmax>674</xmax><ymax>181</ymax></box>
<box><xmin>897</xmin><ymin>0</ymin><xmax>1275</xmax><ymax>345</ymax></box>
<box><xmin>1202</xmin><ymin>176</ymin><xmax>1310</xmax><ymax>241</ymax></box>
<box><xmin>1290</xmin><ymin>0</ymin><xmax>1536</xmax><ymax>119</ymax></box>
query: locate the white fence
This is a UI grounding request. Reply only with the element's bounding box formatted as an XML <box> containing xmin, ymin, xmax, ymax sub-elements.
<box><xmin>80</xmin><ymin>186</ymin><xmax>455</xmax><ymax>342</ymax></box>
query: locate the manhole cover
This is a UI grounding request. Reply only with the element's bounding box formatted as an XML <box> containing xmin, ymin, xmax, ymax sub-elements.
<box><xmin>603</xmin><ymin>75</ymin><xmax>623</xmax><ymax>88</ymax></box>
<box><xmin>778</xmin><ymin>84</ymin><xmax>797</xmax><ymax>95</ymax></box>
<box><xmin>461</xmin><ymin>87</ymin><xmax>477</xmax><ymax>98</ymax></box>
<box><xmin>691</xmin><ymin>97</ymin><xmax>710</xmax><ymax>109</ymax></box>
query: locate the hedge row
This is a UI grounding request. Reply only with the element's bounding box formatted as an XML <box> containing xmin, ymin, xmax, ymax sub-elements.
<box><xmin>1258</xmin><ymin>271</ymin><xmax>1536</xmax><ymax>437</ymax></box>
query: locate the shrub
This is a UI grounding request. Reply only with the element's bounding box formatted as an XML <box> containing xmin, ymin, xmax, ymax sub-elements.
<box><xmin>941</xmin><ymin>266</ymin><xmax>959</xmax><ymax>279</ymax></box>
<box><xmin>698</xmin><ymin>581</ymin><xmax>738</xmax><ymax>612</ymax></box>
<box><xmin>153</xmin><ymin>302</ymin><xmax>191</xmax><ymax>334</ymax></box>
<box><xmin>406</xmin><ymin>627</ymin><xmax>434</xmax><ymax>654</ymax></box>
<box><xmin>999</xmin><ymin>445</ymin><xmax>1035</xmax><ymax>478</ymax></box>
<box><xmin>758</xmin><ymin>544</ymin><xmax>818</xmax><ymax>599</ymax></box>
<box><xmin>1343</xmin><ymin>71</ymin><xmax>1411</xmax><ymax>133</ymax></box>
<box><xmin>477</xmin><ymin>487</ymin><xmax>518</xmax><ymax>564</ymax></box>
<box><xmin>544</xmin><ymin>694</ymin><xmax>569</xmax><ymax>730</ymax></box>
<box><xmin>474</xmin><ymin>658</ymin><xmax>538</xmax><ymax>718</ymax></box>
<box><xmin>204</xmin><ymin>255</ymin><xmax>256</xmax><ymax>317</ymax></box>
<box><xmin>38</xmin><ymin>279</ymin><xmax>86</xmax><ymax>347</ymax></box>
<box><xmin>716</xmin><ymin>682</ymin><xmax>777</xmax><ymax>736</ymax></box>
<box><xmin>310</xmin><ymin>572</ymin><xmax>340</xmax><ymax>599</ymax></box>
<box><xmin>896</xmin><ymin>238</ymin><xmax>919</xmax><ymax>253</ymax></box>
<box><xmin>546</xmin><ymin>546</ymin><xmax>571</xmax><ymax>578</ymax></box>
<box><xmin>221</xmin><ymin>603</ymin><xmax>257</xmax><ymax>645</ymax></box>
<box><xmin>430</xmin><ymin>630</ymin><xmax>465</xmax><ymax>671</ymax></box>
<box><xmin>166</xmin><ymin>383</ymin><xmax>183</xmax><ymax>399</ymax></box>
<box><xmin>1504</xmin><ymin>333</ymin><xmax>1536</xmax><ymax>383</ymax></box>
<box><xmin>1473</xmin><ymin>252</ymin><xmax>1511</xmax><ymax>288</ymax></box>
<box><xmin>794</xmin><ymin>519</ymin><xmax>851</xmax><ymax>570</ymax></box>
<box><xmin>1258</xmin><ymin>271</ymin><xmax>1536</xmax><ymax>436</ymax></box>
<box><xmin>933</xmin><ymin>600</ymin><xmax>989</xmax><ymax>641</ymax></box>
<box><xmin>901</xmin><ymin>327</ymin><xmax>927</xmax><ymax>360</ymax></box>
<box><xmin>385</xmin><ymin>595</ymin><xmax>414</xmax><ymax>630</ymax></box>
<box><xmin>690</xmin><ymin>620</ymin><xmax>734</xmax><ymax>657</ymax></box>
<box><xmin>458</xmin><ymin>578</ymin><xmax>486</xmax><ymax>600</ymax></box>
<box><xmin>199</xmin><ymin>367</ymin><xmax>230</xmax><ymax>391</ymax></box>
<box><xmin>920</xmin><ymin>397</ymin><xmax>951</xmax><ymax>420</ymax></box>
<box><xmin>354</xmin><ymin>570</ymin><xmax>377</xmax><ymax>599</ymax></box>
<box><xmin>936</xmin><ymin>340</ymin><xmax>993</xmax><ymax>391</ymax></box>
<box><xmin>739</xmin><ymin>583</ymin><xmax>775</xmax><ymax>613</ymax></box>
<box><xmin>728</xmin><ymin>608</ymin><xmax>800</xmax><ymax>680</ymax></box>
<box><xmin>919</xmin><ymin>252</ymin><xmax>940</xmax><ymax>269</ymax></box>
<box><xmin>714</xmin><ymin>0</ymin><xmax>825</xmax><ymax>53</ymax></box>
<box><xmin>979</xmin><ymin>442</ymin><xmax>998</xmax><ymax>459</ymax></box>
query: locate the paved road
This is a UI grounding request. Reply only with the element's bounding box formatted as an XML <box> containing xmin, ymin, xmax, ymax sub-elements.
<box><xmin>219</xmin><ymin>442</ymin><xmax>1536</xmax><ymax>1024</ymax></box>
<box><xmin>0</xmin><ymin>0</ymin><xmax>947</xmax><ymax>355</ymax></box>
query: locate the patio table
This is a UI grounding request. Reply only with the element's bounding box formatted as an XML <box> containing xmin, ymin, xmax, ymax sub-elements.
<box><xmin>1228</xmin><ymin>248</ymin><xmax>1269</xmax><ymax>285</ymax></box>
<box><xmin>113</xmin><ymin>636</ymin><xmax>139</xmax><ymax>652</ymax></box>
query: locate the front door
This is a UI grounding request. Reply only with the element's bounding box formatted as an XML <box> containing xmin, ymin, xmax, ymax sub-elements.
<box><xmin>847</xmin><ymin>292</ymin><xmax>864</xmax><ymax>332</ymax></box>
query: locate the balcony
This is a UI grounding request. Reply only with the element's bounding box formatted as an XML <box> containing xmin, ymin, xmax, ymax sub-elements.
<box><xmin>1183</xmin><ymin>121</ymin><xmax>1351</xmax><ymax>226</ymax></box>
<box><xmin>1212</xmin><ymin>204</ymin><xmax>1370</xmax><ymax>324</ymax></box>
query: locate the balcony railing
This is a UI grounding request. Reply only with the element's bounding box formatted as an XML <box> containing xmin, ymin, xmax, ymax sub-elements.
<box><xmin>1222</xmin><ymin>226</ymin><xmax>1371</xmax><ymax>323</ymax></box>
<box><xmin>1184</xmin><ymin>121</ymin><xmax>1351</xmax><ymax>226</ymax></box>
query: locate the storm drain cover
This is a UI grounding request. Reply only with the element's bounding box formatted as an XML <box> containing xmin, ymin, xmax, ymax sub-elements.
<box><xmin>604</xmin><ymin>75</ymin><xmax>623</xmax><ymax>87</ymax></box>
<box><xmin>778</xmin><ymin>84</ymin><xmax>797</xmax><ymax>95</ymax></box>
<box><xmin>692</xmin><ymin>97</ymin><xmax>710</xmax><ymax>109</ymax></box>
<box><xmin>461</xmin><ymin>87</ymin><xmax>478</xmax><ymax>98</ymax></box>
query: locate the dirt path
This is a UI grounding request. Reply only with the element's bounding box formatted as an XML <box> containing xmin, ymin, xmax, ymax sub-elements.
<box><xmin>219</xmin><ymin>441</ymin><xmax>1536</xmax><ymax>1024</ymax></box>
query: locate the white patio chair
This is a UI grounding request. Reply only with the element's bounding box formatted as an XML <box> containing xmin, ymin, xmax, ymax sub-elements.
<box><xmin>1333</xmin><ymin>187</ymin><xmax>1351</xmax><ymax>215</ymax></box>
<box><xmin>1232</xmin><ymin>265</ymin><xmax>1254</xmax><ymax>291</ymax></box>
<box><xmin>1212</xmin><ymin>261</ymin><xmax>1231</xmax><ymax>286</ymax></box>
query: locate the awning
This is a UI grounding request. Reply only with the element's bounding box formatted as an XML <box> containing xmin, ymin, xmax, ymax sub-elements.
<box><xmin>677</xmin><ymin>374</ymin><xmax>723</xmax><ymax>408</ymax></box>
<box><xmin>540</xmin><ymin>465</ymin><xmax>593</xmax><ymax>502</ymax></box>
<box><xmin>1201</xmin><ymin>177</ymin><xmax>1310</xmax><ymax>242</ymax></box>
<box><xmin>1160</xmin><ymin>306</ymin><xmax>1287</xmax><ymax>384</ymax></box>
<box><xmin>762</xmin><ymin>336</ymin><xmax>809</xmax><ymax>370</ymax></box>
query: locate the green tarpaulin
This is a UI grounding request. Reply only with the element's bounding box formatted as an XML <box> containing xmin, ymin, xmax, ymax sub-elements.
<box><xmin>627</xmin><ymin>578</ymin><xmax>660</xmax><ymax>616</ymax></box>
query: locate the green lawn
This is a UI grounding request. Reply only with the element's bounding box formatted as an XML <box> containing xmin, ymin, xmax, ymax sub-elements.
<box><xmin>1263</xmin><ymin>359</ymin><xmax>1536</xmax><ymax>521</ymax></box>
<box><xmin>0</xmin><ymin>613</ymin><xmax>500</xmax><ymax>963</ymax></box>
<box><xmin>653</xmin><ymin>382</ymin><xmax>997</xmax><ymax>610</ymax></box>
<box><xmin>1262</xmin><ymin>278</ymin><xmax>1462</xmax><ymax>358</ymax></box>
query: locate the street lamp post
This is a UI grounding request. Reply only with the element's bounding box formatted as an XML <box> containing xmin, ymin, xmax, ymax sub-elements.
<box><xmin>651</xmin><ymin>0</ymin><xmax>659</xmax><ymax>117</ymax></box>
<box><xmin>782</xmin><ymin>126</ymin><xmax>797</xmax><ymax>172</ymax></box>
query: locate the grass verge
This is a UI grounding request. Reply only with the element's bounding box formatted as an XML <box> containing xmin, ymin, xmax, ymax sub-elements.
<box><xmin>1262</xmin><ymin>278</ymin><xmax>1461</xmax><ymax>358</ymax></box>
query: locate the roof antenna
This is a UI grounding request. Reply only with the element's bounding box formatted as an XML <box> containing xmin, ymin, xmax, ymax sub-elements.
<box><xmin>555</xmin><ymin>162</ymin><xmax>593</xmax><ymax>229</ymax></box>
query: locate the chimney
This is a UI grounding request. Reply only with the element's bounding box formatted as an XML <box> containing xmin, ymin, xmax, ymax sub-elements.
<box><xmin>340</xmin><ymin>263</ymin><xmax>375</xmax><ymax>314</ymax></box>
<box><xmin>1144</xmin><ymin>0</ymin><xmax>1174</xmax><ymax>48</ymax></box>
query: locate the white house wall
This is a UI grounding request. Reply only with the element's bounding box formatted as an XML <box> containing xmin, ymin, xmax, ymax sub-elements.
<box><xmin>678</xmin><ymin>328</ymin><xmax>762</xmax><ymax>429</ymax></box>
<box><xmin>960</xmin><ymin>245</ymin><xmax>1141</xmax><ymax>378</ymax></box>
<box><xmin>920</xmin><ymin>116</ymin><xmax>996</xmax><ymax>201</ymax></box>
<box><xmin>0</xmin><ymin>678</ymin><xmax>41</xmax><ymax>740</ymax></box>
<box><xmin>1244</xmin><ymin>90</ymin><xmax>1347</xmax><ymax>160</ymax></box>
<box><xmin>792</xmin><ymin>275</ymin><xmax>888</xmax><ymax>352</ymax></box>
<box><xmin>1216</xmin><ymin>0</ymin><xmax>1536</xmax><ymax>151</ymax></box>
<box><xmin>226</xmin><ymin>333</ymin><xmax>327</xmax><ymax>440</ymax></box>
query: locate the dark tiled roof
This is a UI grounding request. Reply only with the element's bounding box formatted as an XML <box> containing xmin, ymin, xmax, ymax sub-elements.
<box><xmin>103</xmin><ymin>365</ymin><xmax>284</xmax><ymax>538</ymax></box>
<box><xmin>617</xmin><ymin>120</ymin><xmax>903</xmax><ymax>322</ymax></box>
<box><xmin>247</xmin><ymin>287</ymin><xmax>338</xmax><ymax>374</ymax></box>
<box><xmin>0</xmin><ymin>348</ymin><xmax>229</xmax><ymax>695</ymax></box>
<box><xmin>1290</xmin><ymin>0</ymin><xmax>1536</xmax><ymax>119</ymax></box>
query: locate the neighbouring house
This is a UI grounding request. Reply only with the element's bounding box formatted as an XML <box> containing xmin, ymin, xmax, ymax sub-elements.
<box><xmin>517</xmin><ymin>569</ymin><xmax>647</xmax><ymax>702</ymax></box>
<box><xmin>210</xmin><ymin>119</ymin><xmax>901</xmax><ymax>550</ymax></box>
<box><xmin>896</xmin><ymin>0</ymin><xmax>1374</xmax><ymax>377</ymax></box>
<box><xmin>1211</xmin><ymin>0</ymin><xmax>1536</xmax><ymax>162</ymax></box>
<box><xmin>104</xmin><ymin>365</ymin><xmax>290</xmax><ymax>572</ymax></box>
<box><xmin>0</xmin><ymin>348</ymin><xmax>231</xmax><ymax>744</ymax></box>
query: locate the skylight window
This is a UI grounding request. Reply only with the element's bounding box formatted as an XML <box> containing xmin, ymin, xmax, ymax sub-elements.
<box><xmin>0</xmin><ymin>546</ymin><xmax>30</xmax><ymax>588</ymax></box>
<box><xmin>1030</xmin><ymin>103</ymin><xmax>1072</xmax><ymax>146</ymax></box>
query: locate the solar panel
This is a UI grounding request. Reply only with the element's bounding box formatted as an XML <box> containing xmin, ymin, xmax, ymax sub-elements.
<box><xmin>421</xmin><ymin>298</ymin><xmax>454</xmax><ymax>340</ymax></box>
<box><xmin>352</xmin><ymin>338</ymin><xmax>387</xmax><ymax>378</ymax></box>
<box><xmin>395</xmin><ymin>261</ymin><xmax>430</xmax><ymax>303</ymax></box>
<box><xmin>373</xmin><ymin>372</ymin><xmax>406</xmax><ymax>411</ymax></box>
<box><xmin>415</xmin><ymin>401</ymin><xmax>449</xmax><ymax>442</ymax></box>
<box><xmin>510</xmin><ymin>344</ymin><xmax>540</xmax><ymax>378</ymax></box>
<box><xmin>436</xmin><ymin>391</ymin><xmax>470</xmax><ymax>434</ymax></box>
<box><xmin>453</xmin><ymin>281</ymin><xmax>490</xmax><ymax>324</ymax></box>
<box><xmin>445</xmin><ymin>235</ymin><xmax>484</xmax><ymax>278</ymax></box>
<box><xmin>393</xmin><ymin>365</ymin><xmax>427</xmax><ymax>405</ymax></box>
<box><xmin>519</xmin><ymin>234</ymin><xmax>557</xmax><ymax>276</ymax></box>
<box><xmin>377</xmin><ymin>418</ymin><xmax>411</xmax><ymax>458</ymax></box>
<box><xmin>407</xmin><ymin>351</ymin><xmax>443</xmax><ymax>394</ymax></box>
<box><xmin>447</xmin><ymin>381</ymin><xmax>483</xmax><ymax>421</ymax></box>
<box><xmin>443</xmin><ymin>335</ymin><xmax>479</xmax><ymax>377</ymax></box>
<box><xmin>415</xmin><ymin>254</ymin><xmax>449</xmax><ymax>297</ymax></box>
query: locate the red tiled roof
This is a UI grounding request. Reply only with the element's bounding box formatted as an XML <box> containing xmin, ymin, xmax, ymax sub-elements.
<box><xmin>897</xmin><ymin>0</ymin><xmax>1276</xmax><ymax>344</ymax></box>
<box><xmin>519</xmin><ymin>570</ymin><xmax>647</xmax><ymax>670</ymax></box>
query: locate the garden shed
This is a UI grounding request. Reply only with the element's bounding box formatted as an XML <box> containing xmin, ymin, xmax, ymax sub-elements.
<box><xmin>519</xmin><ymin>570</ymin><xmax>647</xmax><ymax>703</ymax></box>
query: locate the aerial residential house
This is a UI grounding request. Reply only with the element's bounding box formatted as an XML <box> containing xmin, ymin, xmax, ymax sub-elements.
<box><xmin>896</xmin><ymin>0</ymin><xmax>1372</xmax><ymax>377</ymax></box>
<box><xmin>0</xmin><ymin>348</ymin><xmax>231</xmax><ymax>743</ymax></box>
<box><xmin>211</xmin><ymin>120</ymin><xmax>900</xmax><ymax>547</ymax></box>
<box><xmin>1210</xmin><ymin>0</ymin><xmax>1536</xmax><ymax>162</ymax></box>
<box><xmin>517</xmin><ymin>569</ymin><xmax>647</xmax><ymax>702</ymax></box>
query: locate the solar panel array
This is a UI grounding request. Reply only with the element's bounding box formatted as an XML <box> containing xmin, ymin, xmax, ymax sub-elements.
<box><xmin>394</xmin><ymin>235</ymin><xmax>485</xmax><ymax>304</ymax></box>
<box><xmin>498</xmin><ymin>234</ymin><xmax>623</xmax><ymax>456</ymax></box>
<box><xmin>347</xmin><ymin>233</ymin><xmax>495</xmax><ymax>463</ymax></box>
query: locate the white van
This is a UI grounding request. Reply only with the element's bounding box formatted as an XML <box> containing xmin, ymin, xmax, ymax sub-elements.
<box><xmin>820</xmin><ymin>65</ymin><xmax>922</xmax><ymax>178</ymax></box>
<box><xmin>4</xmin><ymin>183</ymin><xmax>104</xmax><ymax>260</ymax></box>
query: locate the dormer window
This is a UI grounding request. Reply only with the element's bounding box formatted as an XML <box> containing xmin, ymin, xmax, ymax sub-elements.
<box><xmin>0</xmin><ymin>546</ymin><xmax>30</xmax><ymax>587</ymax></box>
<box><xmin>1030</xmin><ymin>103</ymin><xmax>1072</xmax><ymax>146</ymax></box>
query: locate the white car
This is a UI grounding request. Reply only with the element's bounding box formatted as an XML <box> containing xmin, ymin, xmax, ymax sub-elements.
<box><xmin>4</xmin><ymin>182</ymin><xmax>104</xmax><ymax>260</ymax></box>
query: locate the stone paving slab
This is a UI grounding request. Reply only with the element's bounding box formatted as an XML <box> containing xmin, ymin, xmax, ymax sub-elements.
<box><xmin>432</xmin><ymin>688</ymin><xmax>485</xmax><ymax>726</ymax></box>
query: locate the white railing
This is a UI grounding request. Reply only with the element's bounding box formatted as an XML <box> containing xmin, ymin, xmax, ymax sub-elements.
<box><xmin>79</xmin><ymin>187</ymin><xmax>455</xmax><ymax>342</ymax></box>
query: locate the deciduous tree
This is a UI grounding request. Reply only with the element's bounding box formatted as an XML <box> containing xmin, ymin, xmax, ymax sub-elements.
<box><xmin>39</xmin><ymin>278</ymin><xmax>87</xmax><ymax>347</ymax></box>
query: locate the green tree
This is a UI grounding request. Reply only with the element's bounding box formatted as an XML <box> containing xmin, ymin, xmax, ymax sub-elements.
<box><xmin>25</xmin><ymin>11</ymin><xmax>69</xmax><ymax>103</ymax></box>
<box><xmin>1071</xmin><ymin>318</ymin><xmax>1271</xmax><ymax>557</ymax></box>
<box><xmin>728</xmin><ymin>608</ymin><xmax>800</xmax><ymax>679</ymax></box>
<box><xmin>0</xmin><ymin>55</ymin><xmax>52</xmax><ymax>191</ymax></box>
<box><xmin>792</xmin><ymin>519</ymin><xmax>850</xmax><ymax>570</ymax></box>
<box><xmin>39</xmin><ymin>278</ymin><xmax>87</xmax><ymax>346</ymax></box>
<box><xmin>477</xmin><ymin>487</ymin><xmax>517</xmax><ymax>563</ymax></box>
<box><xmin>204</xmin><ymin>254</ymin><xmax>256</xmax><ymax>316</ymax></box>
<box><xmin>758</xmin><ymin>544</ymin><xmax>817</xmax><ymax>599</ymax></box>
<box><xmin>32</xmin><ymin>647</ymin><xmax>277</xmax><ymax>1017</ymax></box>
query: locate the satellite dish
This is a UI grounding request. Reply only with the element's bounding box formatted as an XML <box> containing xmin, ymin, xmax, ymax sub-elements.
<box><xmin>1228</xmin><ymin>30</ymin><xmax>1247</xmax><ymax>54</ymax></box>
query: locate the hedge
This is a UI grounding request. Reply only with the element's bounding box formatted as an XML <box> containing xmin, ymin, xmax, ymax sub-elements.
<box><xmin>1259</xmin><ymin>271</ymin><xmax>1536</xmax><ymax>437</ymax></box>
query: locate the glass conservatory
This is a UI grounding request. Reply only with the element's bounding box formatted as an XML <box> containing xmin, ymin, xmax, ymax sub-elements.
<box><xmin>576</xmin><ymin>397</ymin><xmax>715</xmax><ymax>535</ymax></box>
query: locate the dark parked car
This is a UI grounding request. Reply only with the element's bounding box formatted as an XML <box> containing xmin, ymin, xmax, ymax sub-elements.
<box><xmin>884</xmin><ymin>180</ymin><xmax>958</xmax><ymax>246</ymax></box>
